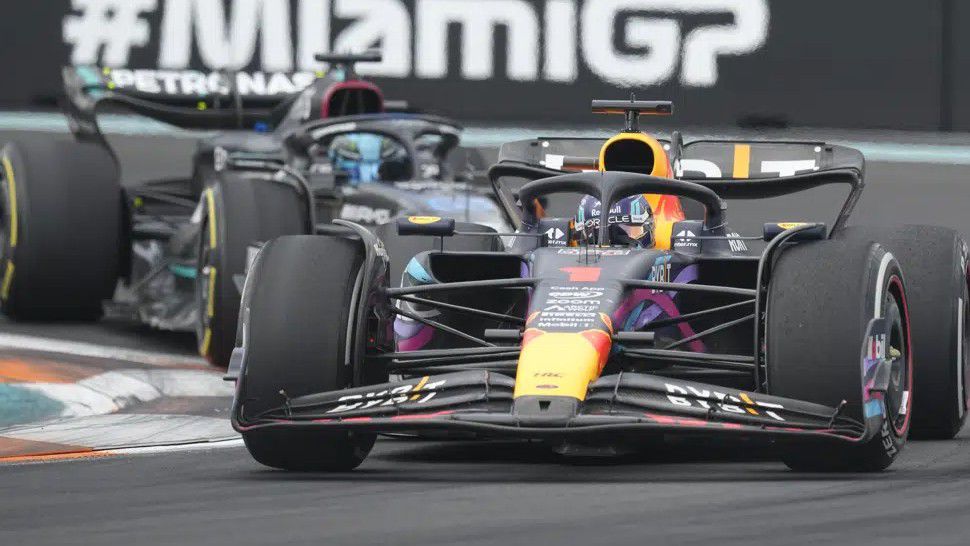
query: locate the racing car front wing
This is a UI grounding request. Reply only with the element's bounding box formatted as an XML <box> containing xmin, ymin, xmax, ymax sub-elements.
<box><xmin>232</xmin><ymin>370</ymin><xmax>869</xmax><ymax>443</ymax></box>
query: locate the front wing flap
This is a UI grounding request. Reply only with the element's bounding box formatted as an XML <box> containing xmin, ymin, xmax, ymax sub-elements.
<box><xmin>233</xmin><ymin>370</ymin><xmax>866</xmax><ymax>442</ymax></box>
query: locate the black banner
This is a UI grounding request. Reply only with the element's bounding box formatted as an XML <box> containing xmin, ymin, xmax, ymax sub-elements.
<box><xmin>0</xmin><ymin>0</ymin><xmax>960</xmax><ymax>130</ymax></box>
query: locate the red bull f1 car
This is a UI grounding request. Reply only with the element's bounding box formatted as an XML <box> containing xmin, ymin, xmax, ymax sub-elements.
<box><xmin>228</xmin><ymin>98</ymin><xmax>969</xmax><ymax>471</ymax></box>
<box><xmin>0</xmin><ymin>53</ymin><xmax>505</xmax><ymax>368</ymax></box>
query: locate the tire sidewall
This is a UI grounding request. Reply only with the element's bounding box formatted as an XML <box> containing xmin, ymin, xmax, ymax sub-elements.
<box><xmin>0</xmin><ymin>144</ymin><xmax>26</xmax><ymax>313</ymax></box>
<box><xmin>838</xmin><ymin>225</ymin><xmax>968</xmax><ymax>439</ymax></box>
<box><xmin>196</xmin><ymin>175</ymin><xmax>310</xmax><ymax>367</ymax></box>
<box><xmin>854</xmin><ymin>245</ymin><xmax>910</xmax><ymax>460</ymax></box>
<box><xmin>0</xmin><ymin>140</ymin><xmax>121</xmax><ymax>319</ymax></box>
<box><xmin>766</xmin><ymin>240</ymin><xmax>912</xmax><ymax>470</ymax></box>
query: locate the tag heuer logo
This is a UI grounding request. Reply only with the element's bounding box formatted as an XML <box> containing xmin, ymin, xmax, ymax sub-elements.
<box><xmin>675</xmin><ymin>230</ymin><xmax>698</xmax><ymax>248</ymax></box>
<box><xmin>545</xmin><ymin>227</ymin><xmax>565</xmax><ymax>240</ymax></box>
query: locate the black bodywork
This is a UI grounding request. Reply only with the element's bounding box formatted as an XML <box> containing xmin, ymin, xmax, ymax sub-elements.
<box><xmin>230</xmin><ymin>130</ymin><xmax>889</xmax><ymax>448</ymax></box>
<box><xmin>59</xmin><ymin>63</ymin><xmax>505</xmax><ymax>331</ymax></box>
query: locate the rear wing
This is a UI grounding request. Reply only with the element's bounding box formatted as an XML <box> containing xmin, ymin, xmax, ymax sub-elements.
<box><xmin>62</xmin><ymin>66</ymin><xmax>303</xmax><ymax>138</ymax></box>
<box><xmin>492</xmin><ymin>136</ymin><xmax>865</xmax><ymax>233</ymax></box>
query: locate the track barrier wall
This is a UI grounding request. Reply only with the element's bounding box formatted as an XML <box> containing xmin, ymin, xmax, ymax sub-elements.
<box><xmin>0</xmin><ymin>1</ymin><xmax>966</xmax><ymax>131</ymax></box>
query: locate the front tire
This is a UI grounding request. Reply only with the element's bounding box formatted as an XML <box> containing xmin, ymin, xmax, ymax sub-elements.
<box><xmin>767</xmin><ymin>236</ymin><xmax>912</xmax><ymax>471</ymax></box>
<box><xmin>196</xmin><ymin>174</ymin><xmax>309</xmax><ymax>368</ymax></box>
<box><xmin>838</xmin><ymin>225</ymin><xmax>969</xmax><ymax>439</ymax></box>
<box><xmin>237</xmin><ymin>235</ymin><xmax>381</xmax><ymax>471</ymax></box>
<box><xmin>0</xmin><ymin>140</ymin><xmax>121</xmax><ymax>320</ymax></box>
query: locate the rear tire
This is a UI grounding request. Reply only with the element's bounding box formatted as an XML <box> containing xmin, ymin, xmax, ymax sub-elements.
<box><xmin>767</xmin><ymin>236</ymin><xmax>912</xmax><ymax>471</ymax></box>
<box><xmin>196</xmin><ymin>174</ymin><xmax>309</xmax><ymax>368</ymax></box>
<box><xmin>0</xmin><ymin>140</ymin><xmax>121</xmax><ymax>320</ymax></box>
<box><xmin>838</xmin><ymin>225</ymin><xmax>969</xmax><ymax>439</ymax></box>
<box><xmin>238</xmin><ymin>235</ymin><xmax>379</xmax><ymax>471</ymax></box>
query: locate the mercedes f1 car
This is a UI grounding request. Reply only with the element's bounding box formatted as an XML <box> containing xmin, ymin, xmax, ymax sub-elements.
<box><xmin>0</xmin><ymin>53</ymin><xmax>506</xmax><ymax>367</ymax></box>
<box><xmin>229</xmin><ymin>99</ymin><xmax>969</xmax><ymax>472</ymax></box>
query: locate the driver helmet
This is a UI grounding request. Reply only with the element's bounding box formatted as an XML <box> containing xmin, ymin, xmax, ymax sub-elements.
<box><xmin>576</xmin><ymin>194</ymin><xmax>655</xmax><ymax>247</ymax></box>
<box><xmin>329</xmin><ymin>133</ymin><xmax>407</xmax><ymax>184</ymax></box>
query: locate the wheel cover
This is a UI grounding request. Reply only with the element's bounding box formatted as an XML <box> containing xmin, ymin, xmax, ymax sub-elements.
<box><xmin>884</xmin><ymin>278</ymin><xmax>912</xmax><ymax>436</ymax></box>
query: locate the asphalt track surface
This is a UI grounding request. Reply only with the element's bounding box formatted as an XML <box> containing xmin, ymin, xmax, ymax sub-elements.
<box><xmin>2</xmin><ymin>129</ymin><xmax>970</xmax><ymax>545</ymax></box>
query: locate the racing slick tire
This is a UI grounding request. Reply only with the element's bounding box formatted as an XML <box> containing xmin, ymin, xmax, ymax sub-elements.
<box><xmin>0</xmin><ymin>139</ymin><xmax>121</xmax><ymax>320</ymax></box>
<box><xmin>238</xmin><ymin>235</ymin><xmax>378</xmax><ymax>471</ymax></box>
<box><xmin>767</xmin><ymin>236</ymin><xmax>912</xmax><ymax>472</ymax></box>
<box><xmin>837</xmin><ymin>225</ymin><xmax>969</xmax><ymax>439</ymax></box>
<box><xmin>196</xmin><ymin>173</ymin><xmax>310</xmax><ymax>368</ymax></box>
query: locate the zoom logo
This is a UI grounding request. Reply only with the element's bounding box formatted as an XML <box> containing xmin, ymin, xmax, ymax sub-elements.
<box><xmin>64</xmin><ymin>0</ymin><xmax>770</xmax><ymax>89</ymax></box>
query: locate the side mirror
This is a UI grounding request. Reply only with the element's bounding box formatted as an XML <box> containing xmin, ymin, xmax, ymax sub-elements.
<box><xmin>763</xmin><ymin>222</ymin><xmax>827</xmax><ymax>242</ymax></box>
<box><xmin>396</xmin><ymin>216</ymin><xmax>456</xmax><ymax>237</ymax></box>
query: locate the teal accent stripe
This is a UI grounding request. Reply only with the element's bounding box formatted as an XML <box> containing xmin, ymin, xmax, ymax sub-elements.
<box><xmin>623</xmin><ymin>301</ymin><xmax>646</xmax><ymax>331</ymax></box>
<box><xmin>169</xmin><ymin>263</ymin><xmax>198</xmax><ymax>279</ymax></box>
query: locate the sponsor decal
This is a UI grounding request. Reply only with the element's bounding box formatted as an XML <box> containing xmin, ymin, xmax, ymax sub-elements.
<box><xmin>673</xmin><ymin>229</ymin><xmax>698</xmax><ymax>249</ymax></box>
<box><xmin>676</xmin><ymin>156</ymin><xmax>819</xmax><ymax>179</ymax></box>
<box><xmin>646</xmin><ymin>255</ymin><xmax>675</xmax><ymax>293</ymax></box>
<box><xmin>340</xmin><ymin>204</ymin><xmax>392</xmax><ymax>225</ymax></box>
<box><xmin>533</xmin><ymin>286</ymin><xmax>614</xmax><ymax>329</ymax></box>
<box><xmin>649</xmin><ymin>255</ymin><xmax>672</xmax><ymax>284</ymax></box>
<box><xmin>543</xmin><ymin>304</ymin><xmax>597</xmax><ymax>312</ymax></box>
<box><xmin>536</xmin><ymin>285</ymin><xmax>605</xmax><ymax>329</ymax></box>
<box><xmin>63</xmin><ymin>0</ymin><xmax>770</xmax><ymax>91</ymax></box>
<box><xmin>557</xmin><ymin>248</ymin><xmax>631</xmax><ymax>256</ymax></box>
<box><xmin>580</xmin><ymin>199</ymin><xmax>650</xmax><ymax>235</ymax></box>
<box><xmin>534</xmin><ymin>311</ymin><xmax>598</xmax><ymax>329</ymax></box>
<box><xmin>880</xmin><ymin>419</ymin><xmax>898</xmax><ymax>457</ymax></box>
<box><xmin>727</xmin><ymin>232</ymin><xmax>748</xmax><ymax>253</ymax></box>
<box><xmin>760</xmin><ymin>159</ymin><xmax>818</xmax><ymax>177</ymax></box>
<box><xmin>544</xmin><ymin>227</ymin><xmax>566</xmax><ymax>244</ymax></box>
<box><xmin>326</xmin><ymin>378</ymin><xmax>446</xmax><ymax>413</ymax></box>
<box><xmin>664</xmin><ymin>383</ymin><xmax>786</xmax><ymax>421</ymax></box>
<box><xmin>393</xmin><ymin>181</ymin><xmax>470</xmax><ymax>192</ymax></box>
<box><xmin>103</xmin><ymin>67</ymin><xmax>316</xmax><ymax>97</ymax></box>
<box><xmin>407</xmin><ymin>215</ymin><xmax>441</xmax><ymax>224</ymax></box>
<box><xmin>866</xmin><ymin>332</ymin><xmax>887</xmax><ymax>362</ymax></box>
<box><xmin>547</xmin><ymin>288</ymin><xmax>604</xmax><ymax>301</ymax></box>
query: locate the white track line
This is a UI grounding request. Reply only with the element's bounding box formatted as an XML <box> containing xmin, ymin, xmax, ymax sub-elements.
<box><xmin>0</xmin><ymin>332</ymin><xmax>207</xmax><ymax>368</ymax></box>
<box><xmin>0</xmin><ymin>414</ymin><xmax>236</xmax><ymax>448</ymax></box>
<box><xmin>0</xmin><ymin>438</ymin><xmax>245</xmax><ymax>466</ymax></box>
<box><xmin>109</xmin><ymin>437</ymin><xmax>243</xmax><ymax>456</ymax></box>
